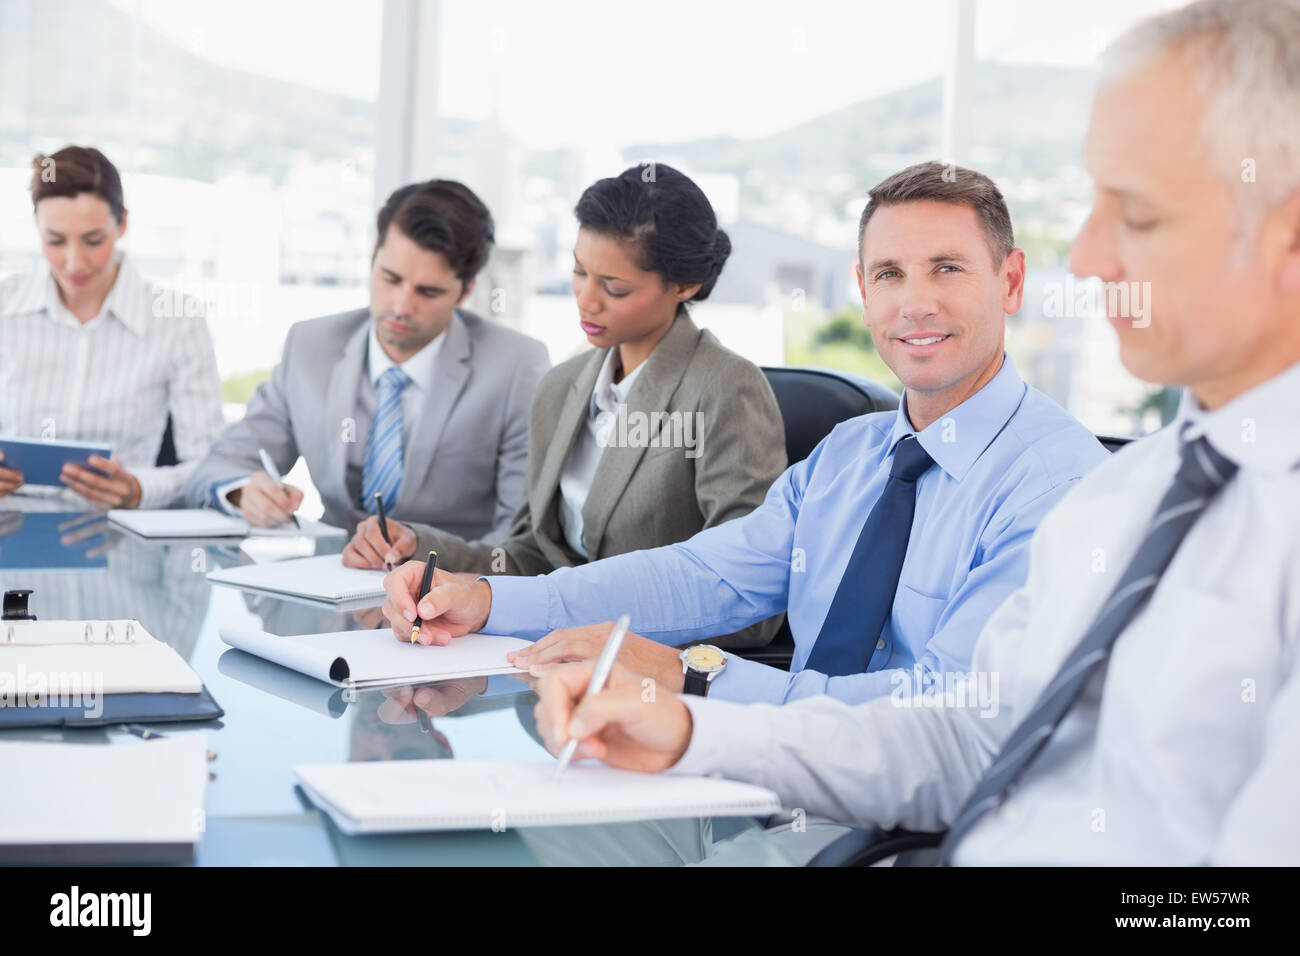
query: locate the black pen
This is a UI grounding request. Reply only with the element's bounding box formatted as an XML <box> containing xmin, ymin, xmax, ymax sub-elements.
<box><xmin>410</xmin><ymin>550</ymin><xmax>438</xmax><ymax>644</ymax></box>
<box><xmin>374</xmin><ymin>492</ymin><xmax>394</xmax><ymax>571</ymax></box>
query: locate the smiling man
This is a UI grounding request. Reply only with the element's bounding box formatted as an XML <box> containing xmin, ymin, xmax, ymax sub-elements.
<box><xmin>382</xmin><ymin>162</ymin><xmax>1107</xmax><ymax>706</ymax></box>
<box><xmin>186</xmin><ymin>179</ymin><xmax>550</xmax><ymax>535</ymax></box>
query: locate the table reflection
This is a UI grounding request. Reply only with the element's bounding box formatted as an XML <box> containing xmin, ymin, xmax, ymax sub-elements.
<box><xmin>0</xmin><ymin>507</ymin><xmax>211</xmax><ymax>659</ymax></box>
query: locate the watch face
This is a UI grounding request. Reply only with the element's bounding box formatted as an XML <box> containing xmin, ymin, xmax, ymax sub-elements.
<box><xmin>685</xmin><ymin>645</ymin><xmax>726</xmax><ymax>671</ymax></box>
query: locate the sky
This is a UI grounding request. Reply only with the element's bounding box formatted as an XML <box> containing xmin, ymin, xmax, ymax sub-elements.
<box><xmin>108</xmin><ymin>0</ymin><xmax>1184</xmax><ymax>150</ymax></box>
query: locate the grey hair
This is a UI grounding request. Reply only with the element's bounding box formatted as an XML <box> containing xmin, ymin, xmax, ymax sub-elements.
<box><xmin>1100</xmin><ymin>0</ymin><xmax>1300</xmax><ymax>230</ymax></box>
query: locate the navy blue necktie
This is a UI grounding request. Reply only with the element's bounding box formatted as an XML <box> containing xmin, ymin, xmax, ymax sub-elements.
<box><xmin>935</xmin><ymin>434</ymin><xmax>1238</xmax><ymax>864</ymax></box>
<box><xmin>806</xmin><ymin>434</ymin><xmax>935</xmax><ymax>677</ymax></box>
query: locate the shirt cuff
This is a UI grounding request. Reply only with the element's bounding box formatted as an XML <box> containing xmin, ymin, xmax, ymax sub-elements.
<box><xmin>130</xmin><ymin>461</ymin><xmax>198</xmax><ymax>510</ymax></box>
<box><xmin>211</xmin><ymin>476</ymin><xmax>252</xmax><ymax>516</ymax></box>
<box><xmin>669</xmin><ymin>694</ymin><xmax>768</xmax><ymax>784</ymax></box>
<box><xmin>481</xmin><ymin>573</ymin><xmax>552</xmax><ymax>639</ymax></box>
<box><xmin>706</xmin><ymin>654</ymin><xmax>792</xmax><ymax>704</ymax></box>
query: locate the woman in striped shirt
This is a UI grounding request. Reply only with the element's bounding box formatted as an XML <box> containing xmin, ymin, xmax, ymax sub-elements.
<box><xmin>0</xmin><ymin>146</ymin><xmax>224</xmax><ymax>509</ymax></box>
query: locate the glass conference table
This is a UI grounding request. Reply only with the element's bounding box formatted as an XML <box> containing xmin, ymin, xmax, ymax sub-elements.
<box><xmin>0</xmin><ymin>504</ymin><xmax>770</xmax><ymax>867</ymax></box>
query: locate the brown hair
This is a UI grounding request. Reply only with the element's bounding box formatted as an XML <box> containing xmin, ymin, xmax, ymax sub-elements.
<box><xmin>29</xmin><ymin>146</ymin><xmax>126</xmax><ymax>225</ymax></box>
<box><xmin>374</xmin><ymin>179</ymin><xmax>494</xmax><ymax>285</ymax></box>
<box><xmin>857</xmin><ymin>161</ymin><xmax>1015</xmax><ymax>268</ymax></box>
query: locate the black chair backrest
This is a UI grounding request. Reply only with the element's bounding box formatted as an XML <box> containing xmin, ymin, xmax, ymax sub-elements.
<box><xmin>155</xmin><ymin>415</ymin><xmax>179</xmax><ymax>467</ymax></box>
<box><xmin>761</xmin><ymin>366</ymin><xmax>901</xmax><ymax>464</ymax></box>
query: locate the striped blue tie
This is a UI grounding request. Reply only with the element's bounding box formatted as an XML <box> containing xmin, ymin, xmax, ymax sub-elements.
<box><xmin>935</xmin><ymin>434</ymin><xmax>1238</xmax><ymax>864</ymax></box>
<box><xmin>361</xmin><ymin>366</ymin><xmax>411</xmax><ymax>514</ymax></box>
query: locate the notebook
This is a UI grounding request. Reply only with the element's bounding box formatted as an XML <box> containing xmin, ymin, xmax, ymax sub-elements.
<box><xmin>0</xmin><ymin>619</ymin><xmax>203</xmax><ymax>694</ymax></box>
<box><xmin>218</xmin><ymin>625</ymin><xmax>529</xmax><ymax>688</ymax></box>
<box><xmin>109</xmin><ymin>508</ymin><xmax>345</xmax><ymax>539</ymax></box>
<box><xmin>207</xmin><ymin>553</ymin><xmax>385</xmax><ymax>602</ymax></box>
<box><xmin>0</xmin><ymin>436</ymin><xmax>111</xmax><ymax>486</ymax></box>
<box><xmin>295</xmin><ymin>759</ymin><xmax>783</xmax><ymax>832</ymax></box>
<box><xmin>0</xmin><ymin>736</ymin><xmax>209</xmax><ymax>863</ymax></box>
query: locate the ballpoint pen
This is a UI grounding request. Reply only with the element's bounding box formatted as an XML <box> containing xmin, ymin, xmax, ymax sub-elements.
<box><xmin>257</xmin><ymin>447</ymin><xmax>301</xmax><ymax>529</ymax></box>
<box><xmin>554</xmin><ymin>614</ymin><xmax>631</xmax><ymax>778</ymax></box>
<box><xmin>410</xmin><ymin>550</ymin><xmax>438</xmax><ymax>644</ymax></box>
<box><xmin>374</xmin><ymin>492</ymin><xmax>394</xmax><ymax>571</ymax></box>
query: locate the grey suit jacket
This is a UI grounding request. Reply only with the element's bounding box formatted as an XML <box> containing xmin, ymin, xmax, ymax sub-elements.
<box><xmin>408</xmin><ymin>311</ymin><xmax>788</xmax><ymax>649</ymax></box>
<box><xmin>185</xmin><ymin>308</ymin><xmax>550</xmax><ymax>538</ymax></box>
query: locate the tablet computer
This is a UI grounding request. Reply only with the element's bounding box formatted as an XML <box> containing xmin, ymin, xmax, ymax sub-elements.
<box><xmin>0</xmin><ymin>436</ymin><xmax>112</xmax><ymax>486</ymax></box>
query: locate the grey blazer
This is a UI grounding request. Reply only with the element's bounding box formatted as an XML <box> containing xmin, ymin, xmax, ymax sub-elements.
<box><xmin>408</xmin><ymin>311</ymin><xmax>788</xmax><ymax>649</ymax></box>
<box><xmin>185</xmin><ymin>308</ymin><xmax>550</xmax><ymax>538</ymax></box>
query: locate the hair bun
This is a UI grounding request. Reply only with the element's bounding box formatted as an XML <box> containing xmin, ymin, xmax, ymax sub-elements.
<box><xmin>711</xmin><ymin>228</ymin><xmax>732</xmax><ymax>268</ymax></box>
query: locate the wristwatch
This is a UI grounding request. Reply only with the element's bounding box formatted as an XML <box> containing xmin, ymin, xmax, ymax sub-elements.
<box><xmin>680</xmin><ymin>644</ymin><xmax>727</xmax><ymax>696</ymax></box>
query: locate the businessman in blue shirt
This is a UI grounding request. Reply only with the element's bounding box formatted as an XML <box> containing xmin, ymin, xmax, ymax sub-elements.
<box><xmin>381</xmin><ymin>161</ymin><xmax>1108</xmax><ymax>706</ymax></box>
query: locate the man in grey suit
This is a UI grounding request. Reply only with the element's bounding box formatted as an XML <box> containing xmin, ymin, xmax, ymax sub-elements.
<box><xmin>186</xmin><ymin>179</ymin><xmax>550</xmax><ymax>537</ymax></box>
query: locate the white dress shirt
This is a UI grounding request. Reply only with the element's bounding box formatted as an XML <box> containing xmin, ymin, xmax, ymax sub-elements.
<box><xmin>213</xmin><ymin>322</ymin><xmax>444</xmax><ymax>512</ymax></box>
<box><xmin>673</xmin><ymin>358</ymin><xmax>1300</xmax><ymax>865</ymax></box>
<box><xmin>0</xmin><ymin>254</ymin><xmax>224</xmax><ymax>508</ymax></box>
<box><xmin>557</xmin><ymin>347</ymin><xmax>644</xmax><ymax>558</ymax></box>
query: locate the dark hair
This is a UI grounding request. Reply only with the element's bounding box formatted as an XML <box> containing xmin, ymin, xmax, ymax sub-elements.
<box><xmin>574</xmin><ymin>163</ymin><xmax>731</xmax><ymax>307</ymax></box>
<box><xmin>375</xmin><ymin>179</ymin><xmax>495</xmax><ymax>286</ymax></box>
<box><xmin>29</xmin><ymin>146</ymin><xmax>125</xmax><ymax>225</ymax></box>
<box><xmin>857</xmin><ymin>161</ymin><xmax>1015</xmax><ymax>268</ymax></box>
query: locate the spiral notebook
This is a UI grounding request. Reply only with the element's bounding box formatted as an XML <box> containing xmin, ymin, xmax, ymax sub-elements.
<box><xmin>1</xmin><ymin>619</ymin><xmax>202</xmax><ymax>694</ymax></box>
<box><xmin>206</xmin><ymin>554</ymin><xmax>387</xmax><ymax>603</ymax></box>
<box><xmin>295</xmin><ymin>759</ymin><xmax>783</xmax><ymax>833</ymax></box>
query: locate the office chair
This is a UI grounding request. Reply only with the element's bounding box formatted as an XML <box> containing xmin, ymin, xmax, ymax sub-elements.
<box><xmin>760</xmin><ymin>366</ymin><xmax>900</xmax><ymax>465</ymax></box>
<box><xmin>733</xmin><ymin>368</ymin><xmax>902</xmax><ymax>670</ymax></box>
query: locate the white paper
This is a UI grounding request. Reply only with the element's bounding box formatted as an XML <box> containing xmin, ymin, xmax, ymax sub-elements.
<box><xmin>218</xmin><ymin>626</ymin><xmax>531</xmax><ymax>688</ymax></box>
<box><xmin>295</xmin><ymin>759</ymin><xmax>783</xmax><ymax>832</ymax></box>
<box><xmin>0</xmin><ymin>619</ymin><xmax>202</xmax><ymax>694</ymax></box>
<box><xmin>109</xmin><ymin>508</ymin><xmax>345</xmax><ymax>539</ymax></box>
<box><xmin>0</xmin><ymin>736</ymin><xmax>208</xmax><ymax>848</ymax></box>
<box><xmin>206</xmin><ymin>553</ymin><xmax>386</xmax><ymax>602</ymax></box>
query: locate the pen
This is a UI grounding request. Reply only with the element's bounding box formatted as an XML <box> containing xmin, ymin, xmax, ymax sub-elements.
<box><xmin>554</xmin><ymin>614</ymin><xmax>631</xmax><ymax>778</ymax></box>
<box><xmin>410</xmin><ymin>550</ymin><xmax>438</xmax><ymax>644</ymax></box>
<box><xmin>122</xmin><ymin>723</ymin><xmax>164</xmax><ymax>740</ymax></box>
<box><xmin>374</xmin><ymin>492</ymin><xmax>394</xmax><ymax>571</ymax></box>
<box><xmin>257</xmin><ymin>447</ymin><xmax>301</xmax><ymax>529</ymax></box>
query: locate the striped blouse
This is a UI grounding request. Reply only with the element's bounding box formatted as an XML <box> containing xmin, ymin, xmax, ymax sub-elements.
<box><xmin>0</xmin><ymin>253</ymin><xmax>225</xmax><ymax>508</ymax></box>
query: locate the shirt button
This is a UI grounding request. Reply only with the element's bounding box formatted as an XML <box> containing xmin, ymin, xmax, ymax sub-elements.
<box><xmin>875</xmin><ymin>639</ymin><xmax>886</xmax><ymax>650</ymax></box>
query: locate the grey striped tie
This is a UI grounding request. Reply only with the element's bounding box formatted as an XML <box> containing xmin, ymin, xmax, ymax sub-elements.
<box><xmin>935</xmin><ymin>434</ymin><xmax>1238</xmax><ymax>865</ymax></box>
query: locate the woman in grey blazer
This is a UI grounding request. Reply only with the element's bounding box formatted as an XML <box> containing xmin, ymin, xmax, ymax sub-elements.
<box><xmin>344</xmin><ymin>164</ymin><xmax>787</xmax><ymax>647</ymax></box>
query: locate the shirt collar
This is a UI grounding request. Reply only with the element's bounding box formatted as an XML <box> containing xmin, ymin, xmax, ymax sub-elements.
<box><xmin>0</xmin><ymin>262</ymin><xmax>49</xmax><ymax>317</ymax></box>
<box><xmin>1</xmin><ymin>252</ymin><xmax>144</xmax><ymax>336</ymax></box>
<box><xmin>100</xmin><ymin>253</ymin><xmax>148</xmax><ymax>335</ymax></box>
<box><xmin>887</xmin><ymin>352</ymin><xmax>1028</xmax><ymax>482</ymax></box>
<box><xmin>589</xmin><ymin>347</ymin><xmax>644</xmax><ymax>416</ymax></box>
<box><xmin>1175</xmin><ymin>357</ymin><xmax>1300</xmax><ymax>474</ymax></box>
<box><xmin>366</xmin><ymin>319</ymin><xmax>445</xmax><ymax>392</ymax></box>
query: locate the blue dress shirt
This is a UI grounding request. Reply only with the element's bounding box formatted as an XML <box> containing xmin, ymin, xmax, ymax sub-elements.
<box><xmin>485</xmin><ymin>355</ymin><xmax>1108</xmax><ymax>705</ymax></box>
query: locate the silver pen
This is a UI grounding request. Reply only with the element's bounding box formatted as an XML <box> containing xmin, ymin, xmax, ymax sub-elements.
<box><xmin>257</xmin><ymin>447</ymin><xmax>301</xmax><ymax>529</ymax></box>
<box><xmin>554</xmin><ymin>614</ymin><xmax>631</xmax><ymax>778</ymax></box>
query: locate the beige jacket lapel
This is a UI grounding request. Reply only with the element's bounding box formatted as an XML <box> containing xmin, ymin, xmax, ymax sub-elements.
<box><xmin>531</xmin><ymin>346</ymin><xmax>605</xmax><ymax>531</ymax></box>
<box><xmin>580</xmin><ymin>312</ymin><xmax>702</xmax><ymax>558</ymax></box>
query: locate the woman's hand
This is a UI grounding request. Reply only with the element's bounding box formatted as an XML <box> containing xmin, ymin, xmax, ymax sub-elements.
<box><xmin>60</xmin><ymin>455</ymin><xmax>142</xmax><ymax>509</ymax></box>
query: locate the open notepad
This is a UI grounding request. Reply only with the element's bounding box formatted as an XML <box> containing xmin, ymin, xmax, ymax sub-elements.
<box><xmin>1</xmin><ymin>619</ymin><xmax>202</xmax><ymax>694</ymax></box>
<box><xmin>0</xmin><ymin>736</ymin><xmax>209</xmax><ymax>863</ymax></box>
<box><xmin>206</xmin><ymin>553</ymin><xmax>384</xmax><ymax>602</ymax></box>
<box><xmin>218</xmin><ymin>626</ymin><xmax>530</xmax><ymax>688</ymax></box>
<box><xmin>295</xmin><ymin>759</ymin><xmax>782</xmax><ymax>832</ymax></box>
<box><xmin>109</xmin><ymin>508</ymin><xmax>344</xmax><ymax>539</ymax></box>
